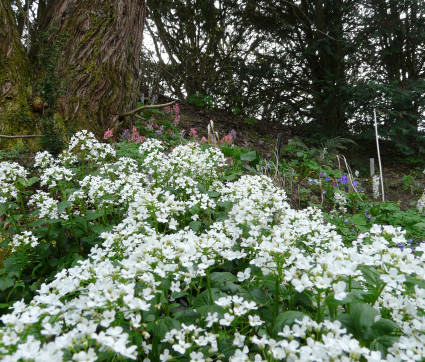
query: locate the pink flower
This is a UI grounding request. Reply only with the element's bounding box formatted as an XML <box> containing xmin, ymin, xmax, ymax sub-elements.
<box><xmin>104</xmin><ymin>128</ymin><xmax>113</xmax><ymax>140</ymax></box>
<box><xmin>173</xmin><ymin>114</ymin><xmax>181</xmax><ymax>126</ymax></box>
<box><xmin>221</xmin><ymin>135</ymin><xmax>233</xmax><ymax>144</ymax></box>
<box><xmin>173</xmin><ymin>103</ymin><xmax>180</xmax><ymax>114</ymax></box>
<box><xmin>201</xmin><ymin>136</ymin><xmax>207</xmax><ymax>143</ymax></box>
<box><xmin>189</xmin><ymin>128</ymin><xmax>198</xmax><ymax>138</ymax></box>
<box><xmin>131</xmin><ymin>126</ymin><xmax>140</xmax><ymax>140</ymax></box>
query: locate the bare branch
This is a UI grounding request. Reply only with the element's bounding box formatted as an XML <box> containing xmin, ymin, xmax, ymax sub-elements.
<box><xmin>119</xmin><ymin>101</ymin><xmax>176</xmax><ymax>118</ymax></box>
<box><xmin>0</xmin><ymin>134</ymin><xmax>42</xmax><ymax>138</ymax></box>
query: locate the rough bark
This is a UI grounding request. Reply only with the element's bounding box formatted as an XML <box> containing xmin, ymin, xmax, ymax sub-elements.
<box><xmin>0</xmin><ymin>0</ymin><xmax>34</xmax><ymax>142</ymax></box>
<box><xmin>38</xmin><ymin>0</ymin><xmax>146</xmax><ymax>134</ymax></box>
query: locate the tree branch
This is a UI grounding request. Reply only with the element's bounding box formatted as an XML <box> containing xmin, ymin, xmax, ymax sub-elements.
<box><xmin>119</xmin><ymin>101</ymin><xmax>176</xmax><ymax>119</ymax></box>
<box><xmin>0</xmin><ymin>134</ymin><xmax>42</xmax><ymax>138</ymax></box>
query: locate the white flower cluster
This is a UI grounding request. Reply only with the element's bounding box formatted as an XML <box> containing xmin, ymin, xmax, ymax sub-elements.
<box><xmin>1</xmin><ymin>134</ymin><xmax>425</xmax><ymax>361</ymax></box>
<box><xmin>68</xmin><ymin>130</ymin><xmax>116</xmax><ymax>161</ymax></box>
<box><xmin>11</xmin><ymin>231</ymin><xmax>38</xmax><ymax>251</ymax></box>
<box><xmin>333</xmin><ymin>191</ymin><xmax>348</xmax><ymax>212</ymax></box>
<box><xmin>0</xmin><ymin>161</ymin><xmax>28</xmax><ymax>203</ymax></box>
<box><xmin>28</xmin><ymin>191</ymin><xmax>68</xmax><ymax>220</ymax></box>
<box><xmin>139</xmin><ymin>139</ymin><xmax>227</xmax><ymax>184</ymax></box>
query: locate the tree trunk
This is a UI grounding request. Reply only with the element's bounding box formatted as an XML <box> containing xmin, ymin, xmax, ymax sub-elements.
<box><xmin>0</xmin><ymin>0</ymin><xmax>34</xmax><ymax>141</ymax></box>
<box><xmin>38</xmin><ymin>0</ymin><xmax>146</xmax><ymax>134</ymax></box>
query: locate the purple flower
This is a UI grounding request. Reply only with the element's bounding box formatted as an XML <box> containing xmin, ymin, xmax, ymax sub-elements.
<box><xmin>156</xmin><ymin>130</ymin><xmax>162</xmax><ymax>137</ymax></box>
<box><xmin>325</xmin><ymin>177</ymin><xmax>331</xmax><ymax>182</ymax></box>
<box><xmin>229</xmin><ymin>129</ymin><xmax>237</xmax><ymax>139</ymax></box>
<box><xmin>121</xmin><ymin>129</ymin><xmax>131</xmax><ymax>141</ymax></box>
<box><xmin>339</xmin><ymin>174</ymin><xmax>348</xmax><ymax>185</ymax></box>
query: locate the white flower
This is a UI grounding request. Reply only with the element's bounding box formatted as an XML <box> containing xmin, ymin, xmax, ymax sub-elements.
<box><xmin>233</xmin><ymin>332</ymin><xmax>246</xmax><ymax>348</ymax></box>
<box><xmin>292</xmin><ymin>274</ymin><xmax>313</xmax><ymax>293</ymax></box>
<box><xmin>100</xmin><ymin>309</ymin><xmax>116</xmax><ymax>328</ymax></box>
<box><xmin>160</xmin><ymin>349</ymin><xmax>172</xmax><ymax>361</ymax></box>
<box><xmin>72</xmin><ymin>348</ymin><xmax>97</xmax><ymax>362</ymax></box>
<box><xmin>205</xmin><ymin>312</ymin><xmax>219</xmax><ymax>328</ymax></box>
<box><xmin>215</xmin><ymin>296</ymin><xmax>232</xmax><ymax>308</ymax></box>
<box><xmin>219</xmin><ymin>313</ymin><xmax>235</xmax><ymax>326</ymax></box>
<box><xmin>248</xmin><ymin>315</ymin><xmax>263</xmax><ymax>327</ymax></box>
<box><xmin>190</xmin><ymin>351</ymin><xmax>205</xmax><ymax>362</ymax></box>
<box><xmin>333</xmin><ymin>281</ymin><xmax>347</xmax><ymax>301</ymax></box>
<box><xmin>237</xmin><ymin>268</ymin><xmax>251</xmax><ymax>282</ymax></box>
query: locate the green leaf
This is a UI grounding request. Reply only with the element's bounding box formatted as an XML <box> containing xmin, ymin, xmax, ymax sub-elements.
<box><xmin>195</xmin><ymin>304</ymin><xmax>225</xmax><ymax>318</ymax></box>
<box><xmin>370</xmin><ymin>319</ymin><xmax>398</xmax><ymax>338</ymax></box>
<box><xmin>335</xmin><ymin>314</ymin><xmax>356</xmax><ymax>335</ymax></box>
<box><xmin>244</xmin><ymin>165</ymin><xmax>259</xmax><ymax>174</ymax></box>
<box><xmin>22</xmin><ymin>177</ymin><xmax>38</xmax><ymax>187</ymax></box>
<box><xmin>360</xmin><ymin>266</ymin><xmax>383</xmax><ymax>287</ymax></box>
<box><xmin>413</xmin><ymin>222</ymin><xmax>425</xmax><ymax>232</ymax></box>
<box><xmin>272</xmin><ymin>311</ymin><xmax>308</xmax><ymax>338</ymax></box>
<box><xmin>196</xmin><ymin>184</ymin><xmax>207</xmax><ymax>194</ymax></box>
<box><xmin>248</xmin><ymin>288</ymin><xmax>272</xmax><ymax>305</ymax></box>
<box><xmin>3</xmin><ymin>258</ymin><xmax>22</xmax><ymax>274</ymax></box>
<box><xmin>150</xmin><ymin>317</ymin><xmax>181</xmax><ymax>340</ymax></box>
<box><xmin>84</xmin><ymin>211</ymin><xmax>104</xmax><ymax>220</ymax></box>
<box><xmin>370</xmin><ymin>336</ymin><xmax>400</xmax><ymax>357</ymax></box>
<box><xmin>240</xmin><ymin>151</ymin><xmax>257</xmax><ymax>162</ymax></box>
<box><xmin>209</xmin><ymin>272</ymin><xmax>238</xmax><ymax>284</ymax></box>
<box><xmin>207</xmin><ymin>191</ymin><xmax>221</xmax><ymax>198</ymax></box>
<box><xmin>29</xmin><ymin>219</ymin><xmax>48</xmax><ymax>227</ymax></box>
<box><xmin>57</xmin><ymin>201</ymin><xmax>72</xmax><ymax>214</ymax></box>
<box><xmin>211</xmin><ymin>280</ymin><xmax>247</xmax><ymax>296</ymax></box>
<box><xmin>189</xmin><ymin>221</ymin><xmax>202</xmax><ymax>232</ymax></box>
<box><xmin>173</xmin><ymin>309</ymin><xmax>199</xmax><ymax>324</ymax></box>
<box><xmin>193</xmin><ymin>288</ymin><xmax>225</xmax><ymax>308</ymax></box>
<box><xmin>216</xmin><ymin>201</ymin><xmax>233</xmax><ymax>211</ymax></box>
<box><xmin>81</xmin><ymin>234</ymin><xmax>101</xmax><ymax>245</ymax></box>
<box><xmin>351</xmin><ymin>303</ymin><xmax>379</xmax><ymax>336</ymax></box>
<box><xmin>351</xmin><ymin>214</ymin><xmax>367</xmax><ymax>226</ymax></box>
<box><xmin>222</xmin><ymin>172</ymin><xmax>240</xmax><ymax>181</ymax></box>
<box><xmin>0</xmin><ymin>276</ymin><xmax>15</xmax><ymax>291</ymax></box>
<box><xmin>91</xmin><ymin>225</ymin><xmax>113</xmax><ymax>234</ymax></box>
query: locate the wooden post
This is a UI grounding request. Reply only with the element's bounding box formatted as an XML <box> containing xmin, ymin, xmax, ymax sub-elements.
<box><xmin>275</xmin><ymin>133</ymin><xmax>283</xmax><ymax>165</ymax></box>
<box><xmin>370</xmin><ymin>158</ymin><xmax>375</xmax><ymax>177</ymax></box>
<box><xmin>374</xmin><ymin>109</ymin><xmax>385</xmax><ymax>202</ymax></box>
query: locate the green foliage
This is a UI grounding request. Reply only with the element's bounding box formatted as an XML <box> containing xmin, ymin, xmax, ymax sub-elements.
<box><xmin>243</xmin><ymin>116</ymin><xmax>257</xmax><ymax>125</ymax></box>
<box><xmin>35</xmin><ymin>29</ymin><xmax>68</xmax><ymax>111</ymax></box>
<box><xmin>187</xmin><ymin>93</ymin><xmax>214</xmax><ymax>110</ymax></box>
<box><xmin>39</xmin><ymin>118</ymin><xmax>66</xmax><ymax>156</ymax></box>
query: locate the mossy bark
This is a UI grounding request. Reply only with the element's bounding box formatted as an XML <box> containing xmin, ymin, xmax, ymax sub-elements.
<box><xmin>38</xmin><ymin>0</ymin><xmax>146</xmax><ymax>135</ymax></box>
<box><xmin>0</xmin><ymin>0</ymin><xmax>36</xmax><ymax>148</ymax></box>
